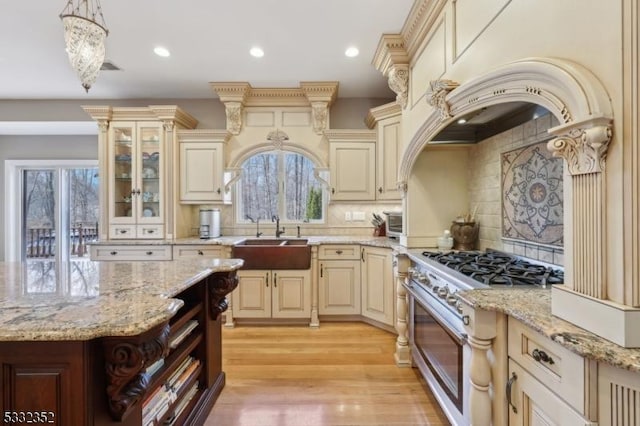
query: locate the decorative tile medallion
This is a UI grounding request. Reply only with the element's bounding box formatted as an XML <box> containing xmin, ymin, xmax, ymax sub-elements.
<box><xmin>501</xmin><ymin>141</ymin><xmax>563</xmax><ymax>246</ymax></box>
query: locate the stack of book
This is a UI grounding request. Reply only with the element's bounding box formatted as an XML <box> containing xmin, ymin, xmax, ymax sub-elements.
<box><xmin>142</xmin><ymin>356</ymin><xmax>201</xmax><ymax>426</ymax></box>
<box><xmin>162</xmin><ymin>382</ymin><xmax>199</xmax><ymax>426</ymax></box>
<box><xmin>168</xmin><ymin>320</ymin><xmax>199</xmax><ymax>349</ymax></box>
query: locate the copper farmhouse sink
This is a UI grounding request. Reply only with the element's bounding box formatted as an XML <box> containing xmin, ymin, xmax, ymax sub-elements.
<box><xmin>232</xmin><ymin>239</ymin><xmax>311</xmax><ymax>269</ymax></box>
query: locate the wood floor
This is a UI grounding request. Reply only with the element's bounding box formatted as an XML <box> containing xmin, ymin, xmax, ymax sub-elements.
<box><xmin>205</xmin><ymin>322</ymin><xmax>451</xmax><ymax>426</ymax></box>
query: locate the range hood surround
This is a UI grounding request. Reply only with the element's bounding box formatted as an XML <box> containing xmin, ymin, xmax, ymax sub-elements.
<box><xmin>399</xmin><ymin>57</ymin><xmax>640</xmax><ymax>347</ymax></box>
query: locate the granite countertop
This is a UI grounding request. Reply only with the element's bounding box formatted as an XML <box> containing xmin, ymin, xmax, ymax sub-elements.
<box><xmin>91</xmin><ymin>235</ymin><xmax>403</xmax><ymax>249</ymax></box>
<box><xmin>458</xmin><ymin>288</ymin><xmax>640</xmax><ymax>372</ymax></box>
<box><xmin>0</xmin><ymin>258</ymin><xmax>243</xmax><ymax>342</ymax></box>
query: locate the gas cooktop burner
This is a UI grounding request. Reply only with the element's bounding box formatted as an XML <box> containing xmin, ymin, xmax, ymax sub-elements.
<box><xmin>421</xmin><ymin>249</ymin><xmax>564</xmax><ymax>287</ymax></box>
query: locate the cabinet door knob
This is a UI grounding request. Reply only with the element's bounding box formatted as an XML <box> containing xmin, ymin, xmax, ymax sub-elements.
<box><xmin>532</xmin><ymin>349</ymin><xmax>555</xmax><ymax>365</ymax></box>
<box><xmin>197</xmin><ymin>250</ymin><xmax>204</xmax><ymax>255</ymax></box>
<box><xmin>110</xmin><ymin>251</ymin><xmax>117</xmax><ymax>256</ymax></box>
<box><xmin>331</xmin><ymin>188</ymin><xmax>335</xmax><ymax>194</ymax></box>
<box><xmin>216</xmin><ymin>188</ymin><xmax>221</xmax><ymax>194</ymax></box>
<box><xmin>146</xmin><ymin>251</ymin><xmax>153</xmax><ymax>255</ymax></box>
<box><xmin>335</xmin><ymin>250</ymin><xmax>343</xmax><ymax>255</ymax></box>
<box><xmin>378</xmin><ymin>187</ymin><xmax>383</xmax><ymax>193</ymax></box>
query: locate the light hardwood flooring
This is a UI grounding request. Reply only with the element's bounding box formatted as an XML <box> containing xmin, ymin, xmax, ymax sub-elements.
<box><xmin>205</xmin><ymin>322</ymin><xmax>451</xmax><ymax>426</ymax></box>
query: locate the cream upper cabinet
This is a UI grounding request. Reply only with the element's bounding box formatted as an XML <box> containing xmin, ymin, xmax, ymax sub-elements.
<box><xmin>361</xmin><ymin>246</ymin><xmax>394</xmax><ymax>326</ymax></box>
<box><xmin>83</xmin><ymin>105</ymin><xmax>198</xmax><ymax>241</ymax></box>
<box><xmin>325</xmin><ymin>130</ymin><xmax>376</xmax><ymax>201</ymax></box>
<box><xmin>177</xmin><ymin>130</ymin><xmax>228</xmax><ymax>204</ymax></box>
<box><xmin>367</xmin><ymin>102</ymin><xmax>402</xmax><ymax>201</ymax></box>
<box><xmin>108</xmin><ymin>121</ymin><xmax>165</xmax><ymax>239</ymax></box>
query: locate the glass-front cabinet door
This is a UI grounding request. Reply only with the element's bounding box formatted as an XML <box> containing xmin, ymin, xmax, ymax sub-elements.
<box><xmin>110</xmin><ymin>123</ymin><xmax>135</xmax><ymax>222</ymax></box>
<box><xmin>108</xmin><ymin>121</ymin><xmax>163</xmax><ymax>227</ymax></box>
<box><xmin>136</xmin><ymin>123</ymin><xmax>162</xmax><ymax>224</ymax></box>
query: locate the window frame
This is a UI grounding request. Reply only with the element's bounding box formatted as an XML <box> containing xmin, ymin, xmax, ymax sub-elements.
<box><xmin>235</xmin><ymin>150</ymin><xmax>327</xmax><ymax>225</ymax></box>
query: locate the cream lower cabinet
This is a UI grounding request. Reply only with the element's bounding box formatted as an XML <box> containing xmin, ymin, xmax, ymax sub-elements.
<box><xmin>172</xmin><ymin>244</ymin><xmax>226</xmax><ymax>259</ymax></box>
<box><xmin>361</xmin><ymin>246</ymin><xmax>394</xmax><ymax>326</ymax></box>
<box><xmin>598</xmin><ymin>363</ymin><xmax>640</xmax><ymax>425</ymax></box>
<box><xmin>507</xmin><ymin>318</ymin><xmax>595</xmax><ymax>425</ymax></box>
<box><xmin>318</xmin><ymin>245</ymin><xmax>362</xmax><ymax>316</ymax></box>
<box><xmin>232</xmin><ymin>269</ymin><xmax>311</xmax><ymax>319</ymax></box>
<box><xmin>90</xmin><ymin>244</ymin><xmax>172</xmax><ymax>261</ymax></box>
<box><xmin>318</xmin><ymin>260</ymin><xmax>361</xmax><ymax>315</ymax></box>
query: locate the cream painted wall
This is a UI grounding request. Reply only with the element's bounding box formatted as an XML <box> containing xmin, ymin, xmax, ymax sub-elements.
<box><xmin>404</xmin><ymin>146</ymin><xmax>470</xmax><ymax>247</ymax></box>
<box><xmin>0</xmin><ymin>135</ymin><xmax>98</xmax><ymax>261</ymax></box>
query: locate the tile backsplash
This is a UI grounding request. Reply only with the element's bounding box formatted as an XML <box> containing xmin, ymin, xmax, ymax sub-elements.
<box><xmin>188</xmin><ymin>203</ymin><xmax>400</xmax><ymax>238</ymax></box>
<box><xmin>468</xmin><ymin>112</ymin><xmax>564</xmax><ymax>266</ymax></box>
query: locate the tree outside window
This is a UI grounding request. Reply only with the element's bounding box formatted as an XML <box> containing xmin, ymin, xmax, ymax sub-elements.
<box><xmin>239</xmin><ymin>151</ymin><xmax>324</xmax><ymax>223</ymax></box>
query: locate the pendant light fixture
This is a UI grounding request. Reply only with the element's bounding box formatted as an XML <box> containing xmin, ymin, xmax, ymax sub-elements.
<box><xmin>60</xmin><ymin>0</ymin><xmax>109</xmax><ymax>92</ymax></box>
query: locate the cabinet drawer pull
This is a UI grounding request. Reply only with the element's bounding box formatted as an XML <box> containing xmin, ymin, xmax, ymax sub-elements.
<box><xmin>197</xmin><ymin>250</ymin><xmax>204</xmax><ymax>255</ymax></box>
<box><xmin>118</xmin><ymin>229</ymin><xmax>127</xmax><ymax>234</ymax></box>
<box><xmin>320</xmin><ymin>264</ymin><xmax>323</xmax><ymax>278</ymax></box>
<box><xmin>146</xmin><ymin>251</ymin><xmax>153</xmax><ymax>255</ymax></box>
<box><xmin>110</xmin><ymin>251</ymin><xmax>118</xmax><ymax>256</ymax></box>
<box><xmin>361</xmin><ymin>248</ymin><xmax>365</xmax><ymax>262</ymax></box>
<box><xmin>335</xmin><ymin>250</ymin><xmax>343</xmax><ymax>255</ymax></box>
<box><xmin>532</xmin><ymin>349</ymin><xmax>555</xmax><ymax>365</ymax></box>
<box><xmin>274</xmin><ymin>273</ymin><xmax>277</xmax><ymax>287</ymax></box>
<box><xmin>145</xmin><ymin>229</ymin><xmax>155</xmax><ymax>234</ymax></box>
<box><xmin>506</xmin><ymin>372</ymin><xmax>518</xmax><ymax>413</ymax></box>
<box><xmin>266</xmin><ymin>273</ymin><xmax>269</xmax><ymax>287</ymax></box>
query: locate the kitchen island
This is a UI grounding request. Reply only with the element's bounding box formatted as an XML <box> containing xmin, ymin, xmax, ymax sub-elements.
<box><xmin>0</xmin><ymin>258</ymin><xmax>242</xmax><ymax>426</ymax></box>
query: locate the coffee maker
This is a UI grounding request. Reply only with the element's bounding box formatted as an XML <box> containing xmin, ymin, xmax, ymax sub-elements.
<box><xmin>199</xmin><ymin>208</ymin><xmax>220</xmax><ymax>239</ymax></box>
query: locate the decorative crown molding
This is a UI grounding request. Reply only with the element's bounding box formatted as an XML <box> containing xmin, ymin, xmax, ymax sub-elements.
<box><xmin>82</xmin><ymin>105</ymin><xmax>198</xmax><ymax>129</ymax></box>
<box><xmin>208</xmin><ymin>82</ymin><xmax>252</xmax><ymax>104</ymax></box>
<box><xmin>547</xmin><ymin>118</ymin><xmax>613</xmax><ymax>175</ymax></box>
<box><xmin>210</xmin><ymin>81</ymin><xmax>338</xmax><ymax>108</ymax></box>
<box><xmin>176</xmin><ymin>129</ymin><xmax>230</xmax><ymax>143</ymax></box>
<box><xmin>300</xmin><ymin>81</ymin><xmax>339</xmax><ymax>105</ymax></box>
<box><xmin>324</xmin><ymin>129</ymin><xmax>376</xmax><ymax>142</ymax></box>
<box><xmin>400</xmin><ymin>0</ymin><xmax>448</xmax><ymax>59</ymax></box>
<box><xmin>426</xmin><ymin>79</ymin><xmax>460</xmax><ymax>119</ymax></box>
<box><xmin>365</xmin><ymin>102</ymin><xmax>402</xmax><ymax>129</ymax></box>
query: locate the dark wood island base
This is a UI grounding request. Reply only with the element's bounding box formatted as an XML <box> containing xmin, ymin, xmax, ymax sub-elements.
<box><xmin>0</xmin><ymin>268</ymin><xmax>238</xmax><ymax>426</ymax></box>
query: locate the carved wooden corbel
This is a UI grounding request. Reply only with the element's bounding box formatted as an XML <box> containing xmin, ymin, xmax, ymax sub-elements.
<box><xmin>388</xmin><ymin>66</ymin><xmax>409</xmax><ymax>109</ymax></box>
<box><xmin>208</xmin><ymin>271</ymin><xmax>239</xmax><ymax>320</ymax></box>
<box><xmin>311</xmin><ymin>101</ymin><xmax>328</xmax><ymax>134</ymax></box>
<box><xmin>225</xmin><ymin>102</ymin><xmax>243</xmax><ymax>135</ymax></box>
<box><xmin>426</xmin><ymin>79</ymin><xmax>460</xmax><ymax>119</ymax></box>
<box><xmin>102</xmin><ymin>322</ymin><xmax>170</xmax><ymax>420</ymax></box>
<box><xmin>547</xmin><ymin>124</ymin><xmax>612</xmax><ymax>175</ymax></box>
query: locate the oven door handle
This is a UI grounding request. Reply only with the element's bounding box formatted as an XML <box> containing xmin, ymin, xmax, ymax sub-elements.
<box><xmin>405</xmin><ymin>282</ymin><xmax>468</xmax><ymax>345</ymax></box>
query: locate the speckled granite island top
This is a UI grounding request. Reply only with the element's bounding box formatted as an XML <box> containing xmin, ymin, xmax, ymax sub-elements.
<box><xmin>0</xmin><ymin>258</ymin><xmax>243</xmax><ymax>342</ymax></box>
<box><xmin>458</xmin><ymin>288</ymin><xmax>640</xmax><ymax>372</ymax></box>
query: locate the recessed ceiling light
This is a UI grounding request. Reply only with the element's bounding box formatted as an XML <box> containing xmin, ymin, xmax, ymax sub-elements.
<box><xmin>457</xmin><ymin>118</ymin><xmax>467</xmax><ymax>124</ymax></box>
<box><xmin>250</xmin><ymin>47</ymin><xmax>264</xmax><ymax>58</ymax></box>
<box><xmin>154</xmin><ymin>46</ymin><xmax>170</xmax><ymax>57</ymax></box>
<box><xmin>345</xmin><ymin>46</ymin><xmax>359</xmax><ymax>58</ymax></box>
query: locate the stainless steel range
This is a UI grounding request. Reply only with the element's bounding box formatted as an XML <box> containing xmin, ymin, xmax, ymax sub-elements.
<box><xmin>403</xmin><ymin>249</ymin><xmax>564</xmax><ymax>425</ymax></box>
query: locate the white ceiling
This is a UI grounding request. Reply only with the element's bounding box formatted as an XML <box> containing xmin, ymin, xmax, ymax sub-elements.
<box><xmin>0</xmin><ymin>0</ymin><xmax>415</xmax><ymax>100</ymax></box>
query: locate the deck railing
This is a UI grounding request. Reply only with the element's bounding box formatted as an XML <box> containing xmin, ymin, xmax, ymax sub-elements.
<box><xmin>26</xmin><ymin>224</ymin><xmax>98</xmax><ymax>259</ymax></box>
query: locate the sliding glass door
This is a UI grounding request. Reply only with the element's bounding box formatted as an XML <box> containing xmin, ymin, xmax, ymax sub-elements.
<box><xmin>5</xmin><ymin>160</ymin><xmax>98</xmax><ymax>262</ymax></box>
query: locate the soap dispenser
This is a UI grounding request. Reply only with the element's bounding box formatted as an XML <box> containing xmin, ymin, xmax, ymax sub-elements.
<box><xmin>437</xmin><ymin>230</ymin><xmax>454</xmax><ymax>251</ymax></box>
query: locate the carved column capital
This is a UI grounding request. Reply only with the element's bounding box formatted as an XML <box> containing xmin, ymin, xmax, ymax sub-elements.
<box><xmin>162</xmin><ymin>120</ymin><xmax>174</xmax><ymax>132</ymax></box>
<box><xmin>311</xmin><ymin>101</ymin><xmax>329</xmax><ymax>134</ymax></box>
<box><xmin>97</xmin><ymin>119</ymin><xmax>109</xmax><ymax>133</ymax></box>
<box><xmin>225</xmin><ymin>102</ymin><xmax>243</xmax><ymax>135</ymax></box>
<box><xmin>547</xmin><ymin>124</ymin><xmax>612</xmax><ymax>175</ymax></box>
<box><xmin>207</xmin><ymin>271</ymin><xmax>239</xmax><ymax>320</ymax></box>
<box><xmin>388</xmin><ymin>65</ymin><xmax>409</xmax><ymax>109</ymax></box>
<box><xmin>102</xmin><ymin>322</ymin><xmax>170</xmax><ymax>421</ymax></box>
<box><xmin>426</xmin><ymin>79</ymin><xmax>460</xmax><ymax>120</ymax></box>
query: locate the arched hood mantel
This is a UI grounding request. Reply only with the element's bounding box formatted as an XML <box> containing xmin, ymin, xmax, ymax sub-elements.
<box><xmin>398</xmin><ymin>57</ymin><xmax>613</xmax><ymax>186</ymax></box>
